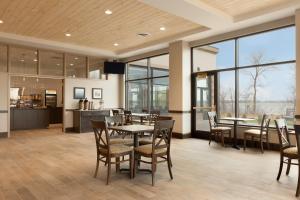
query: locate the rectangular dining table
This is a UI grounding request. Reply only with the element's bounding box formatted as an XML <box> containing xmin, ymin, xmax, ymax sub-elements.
<box><xmin>220</xmin><ymin>117</ymin><xmax>255</xmax><ymax>150</ymax></box>
<box><xmin>108</xmin><ymin>124</ymin><xmax>154</xmax><ymax>147</ymax></box>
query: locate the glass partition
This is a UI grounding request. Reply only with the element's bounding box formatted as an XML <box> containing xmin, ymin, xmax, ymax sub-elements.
<box><xmin>89</xmin><ymin>57</ymin><xmax>104</xmax><ymax>79</ymax></box>
<box><xmin>66</xmin><ymin>54</ymin><xmax>86</xmax><ymax>78</ymax></box>
<box><xmin>10</xmin><ymin>46</ymin><xmax>38</xmax><ymax>74</ymax></box>
<box><xmin>0</xmin><ymin>45</ymin><xmax>7</xmax><ymax>72</ymax></box>
<box><xmin>40</xmin><ymin>50</ymin><xmax>64</xmax><ymax>76</ymax></box>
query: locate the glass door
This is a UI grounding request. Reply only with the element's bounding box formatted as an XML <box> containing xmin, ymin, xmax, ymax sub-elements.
<box><xmin>192</xmin><ymin>72</ymin><xmax>216</xmax><ymax>136</ymax></box>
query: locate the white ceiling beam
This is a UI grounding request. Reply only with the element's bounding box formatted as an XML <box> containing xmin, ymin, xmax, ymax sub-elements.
<box><xmin>0</xmin><ymin>32</ymin><xmax>115</xmax><ymax>58</ymax></box>
<box><xmin>139</xmin><ymin>0</ymin><xmax>233</xmax><ymax>29</ymax></box>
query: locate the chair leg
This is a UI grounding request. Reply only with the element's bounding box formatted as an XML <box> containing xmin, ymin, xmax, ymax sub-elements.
<box><xmin>94</xmin><ymin>157</ymin><xmax>100</xmax><ymax>178</ymax></box>
<box><xmin>286</xmin><ymin>159</ymin><xmax>291</xmax><ymax>175</ymax></box>
<box><xmin>116</xmin><ymin>157</ymin><xmax>120</xmax><ymax>173</ymax></box>
<box><xmin>260</xmin><ymin>140</ymin><xmax>264</xmax><ymax>154</ymax></box>
<box><xmin>130</xmin><ymin>152</ymin><xmax>134</xmax><ymax>179</ymax></box>
<box><xmin>133</xmin><ymin>153</ymin><xmax>137</xmax><ymax>178</ymax></box>
<box><xmin>296</xmin><ymin>160</ymin><xmax>300</xmax><ymax>197</ymax></box>
<box><xmin>209</xmin><ymin>132</ymin><xmax>212</xmax><ymax>145</ymax></box>
<box><xmin>221</xmin><ymin>133</ymin><xmax>225</xmax><ymax>147</ymax></box>
<box><xmin>243</xmin><ymin>134</ymin><xmax>247</xmax><ymax>151</ymax></box>
<box><xmin>167</xmin><ymin>153</ymin><xmax>173</xmax><ymax>180</ymax></box>
<box><xmin>151</xmin><ymin>157</ymin><xmax>156</xmax><ymax>186</ymax></box>
<box><xmin>106</xmin><ymin>157</ymin><xmax>111</xmax><ymax>185</ymax></box>
<box><xmin>277</xmin><ymin>155</ymin><xmax>283</xmax><ymax>181</ymax></box>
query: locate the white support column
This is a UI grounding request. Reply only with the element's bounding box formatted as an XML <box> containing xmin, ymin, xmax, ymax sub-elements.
<box><xmin>0</xmin><ymin>72</ymin><xmax>9</xmax><ymax>138</ymax></box>
<box><xmin>296</xmin><ymin>10</ymin><xmax>300</xmax><ymax>123</ymax></box>
<box><xmin>169</xmin><ymin>41</ymin><xmax>191</xmax><ymax>138</ymax></box>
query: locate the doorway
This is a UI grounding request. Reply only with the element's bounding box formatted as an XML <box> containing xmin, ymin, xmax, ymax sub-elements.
<box><xmin>191</xmin><ymin>72</ymin><xmax>217</xmax><ymax>137</ymax></box>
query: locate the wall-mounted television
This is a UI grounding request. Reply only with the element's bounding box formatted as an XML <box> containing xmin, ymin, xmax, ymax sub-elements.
<box><xmin>104</xmin><ymin>61</ymin><xmax>125</xmax><ymax>74</ymax></box>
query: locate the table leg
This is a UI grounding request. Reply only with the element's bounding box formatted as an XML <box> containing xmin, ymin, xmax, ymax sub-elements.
<box><xmin>232</xmin><ymin>121</ymin><xmax>240</xmax><ymax>150</ymax></box>
<box><xmin>134</xmin><ymin>133</ymin><xmax>138</xmax><ymax>148</ymax></box>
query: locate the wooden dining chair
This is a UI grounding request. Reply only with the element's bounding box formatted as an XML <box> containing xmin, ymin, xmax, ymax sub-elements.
<box><xmin>134</xmin><ymin>120</ymin><xmax>175</xmax><ymax>186</ymax></box>
<box><xmin>149</xmin><ymin>110</ymin><xmax>160</xmax><ymax>125</ymax></box>
<box><xmin>112</xmin><ymin>109</ymin><xmax>120</xmax><ymax>116</ymax></box>
<box><xmin>275</xmin><ymin>119</ymin><xmax>299</xmax><ymax>196</ymax></box>
<box><xmin>243</xmin><ymin>114</ymin><xmax>270</xmax><ymax>153</ymax></box>
<box><xmin>293</xmin><ymin>124</ymin><xmax>300</xmax><ymax>197</ymax></box>
<box><xmin>105</xmin><ymin>116</ymin><xmax>133</xmax><ymax>146</ymax></box>
<box><xmin>91</xmin><ymin>120</ymin><xmax>134</xmax><ymax>185</ymax></box>
<box><xmin>207</xmin><ymin>111</ymin><xmax>232</xmax><ymax>147</ymax></box>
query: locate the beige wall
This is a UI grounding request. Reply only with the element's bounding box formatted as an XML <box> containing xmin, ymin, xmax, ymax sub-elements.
<box><xmin>296</xmin><ymin>10</ymin><xmax>300</xmax><ymax>124</ymax></box>
<box><xmin>0</xmin><ymin>72</ymin><xmax>9</xmax><ymax>136</ymax></box>
<box><xmin>169</xmin><ymin>41</ymin><xmax>191</xmax><ymax>135</ymax></box>
<box><xmin>63</xmin><ymin>75</ymin><xmax>121</xmax><ymax>130</ymax></box>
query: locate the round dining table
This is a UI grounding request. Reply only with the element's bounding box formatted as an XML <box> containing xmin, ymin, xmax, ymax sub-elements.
<box><xmin>220</xmin><ymin>117</ymin><xmax>255</xmax><ymax>150</ymax></box>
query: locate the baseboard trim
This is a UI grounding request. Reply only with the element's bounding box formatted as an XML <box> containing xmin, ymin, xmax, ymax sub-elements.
<box><xmin>172</xmin><ymin>132</ymin><xmax>191</xmax><ymax>139</ymax></box>
<box><xmin>0</xmin><ymin>132</ymin><xmax>8</xmax><ymax>138</ymax></box>
<box><xmin>65</xmin><ymin>127</ymin><xmax>75</xmax><ymax>133</ymax></box>
<box><xmin>191</xmin><ymin>133</ymin><xmax>280</xmax><ymax>151</ymax></box>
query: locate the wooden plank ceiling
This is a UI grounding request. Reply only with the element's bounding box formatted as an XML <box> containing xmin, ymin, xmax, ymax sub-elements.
<box><xmin>200</xmin><ymin>0</ymin><xmax>295</xmax><ymax>17</ymax></box>
<box><xmin>0</xmin><ymin>0</ymin><xmax>202</xmax><ymax>53</ymax></box>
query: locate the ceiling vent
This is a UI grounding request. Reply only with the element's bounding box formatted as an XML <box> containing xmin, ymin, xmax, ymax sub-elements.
<box><xmin>137</xmin><ymin>32</ymin><xmax>151</xmax><ymax>38</ymax></box>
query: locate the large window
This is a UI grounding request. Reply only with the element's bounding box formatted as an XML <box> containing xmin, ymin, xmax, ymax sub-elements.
<box><xmin>192</xmin><ymin>26</ymin><xmax>295</xmax><ymax>127</ymax></box>
<box><xmin>126</xmin><ymin>54</ymin><xmax>169</xmax><ymax>113</ymax></box>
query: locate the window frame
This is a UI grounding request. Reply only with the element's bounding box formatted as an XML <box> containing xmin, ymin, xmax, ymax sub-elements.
<box><xmin>191</xmin><ymin>25</ymin><xmax>296</xmax><ymax>129</ymax></box>
<box><xmin>125</xmin><ymin>53</ymin><xmax>169</xmax><ymax>113</ymax></box>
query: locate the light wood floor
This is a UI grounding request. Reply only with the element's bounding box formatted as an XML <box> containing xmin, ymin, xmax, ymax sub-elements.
<box><xmin>0</xmin><ymin>128</ymin><xmax>298</xmax><ymax>200</ymax></box>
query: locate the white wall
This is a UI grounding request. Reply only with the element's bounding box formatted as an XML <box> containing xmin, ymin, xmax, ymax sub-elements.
<box><xmin>63</xmin><ymin>75</ymin><xmax>121</xmax><ymax>130</ymax></box>
<box><xmin>0</xmin><ymin>72</ymin><xmax>9</xmax><ymax>137</ymax></box>
<box><xmin>192</xmin><ymin>47</ymin><xmax>217</xmax><ymax>72</ymax></box>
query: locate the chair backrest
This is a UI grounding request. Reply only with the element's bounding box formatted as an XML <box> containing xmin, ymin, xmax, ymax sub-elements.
<box><xmin>105</xmin><ymin>115</ymin><xmax>123</xmax><ymax>126</ymax></box>
<box><xmin>152</xmin><ymin>120</ymin><xmax>175</xmax><ymax>155</ymax></box>
<box><xmin>294</xmin><ymin>124</ymin><xmax>300</xmax><ymax>156</ymax></box>
<box><xmin>149</xmin><ymin>110</ymin><xmax>160</xmax><ymax>124</ymax></box>
<box><xmin>260</xmin><ymin>114</ymin><xmax>271</xmax><ymax>136</ymax></box>
<box><xmin>142</xmin><ymin>109</ymin><xmax>148</xmax><ymax>113</ymax></box>
<box><xmin>91</xmin><ymin>120</ymin><xmax>110</xmax><ymax>154</ymax></box>
<box><xmin>275</xmin><ymin>119</ymin><xmax>291</xmax><ymax>149</ymax></box>
<box><xmin>207</xmin><ymin>111</ymin><xmax>217</xmax><ymax>129</ymax></box>
<box><xmin>124</xmin><ymin>110</ymin><xmax>132</xmax><ymax>124</ymax></box>
<box><xmin>112</xmin><ymin>109</ymin><xmax>120</xmax><ymax>116</ymax></box>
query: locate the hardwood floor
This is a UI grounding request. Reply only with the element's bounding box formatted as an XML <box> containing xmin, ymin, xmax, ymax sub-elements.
<box><xmin>0</xmin><ymin>128</ymin><xmax>298</xmax><ymax>200</ymax></box>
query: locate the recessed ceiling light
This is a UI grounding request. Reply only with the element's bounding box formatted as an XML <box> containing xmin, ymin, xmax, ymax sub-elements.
<box><xmin>0</xmin><ymin>20</ymin><xmax>3</xmax><ymax>24</ymax></box>
<box><xmin>20</xmin><ymin>59</ymin><xmax>25</xmax><ymax>62</ymax></box>
<box><xmin>56</xmin><ymin>64</ymin><xmax>60</xmax><ymax>66</ymax></box>
<box><xmin>70</xmin><ymin>63</ymin><xmax>74</xmax><ymax>66</ymax></box>
<box><xmin>160</xmin><ymin>27</ymin><xmax>166</xmax><ymax>31</ymax></box>
<box><xmin>65</xmin><ymin>33</ymin><xmax>71</xmax><ymax>37</ymax></box>
<box><xmin>33</xmin><ymin>59</ymin><xmax>38</xmax><ymax>62</ymax></box>
<box><xmin>105</xmin><ymin>9</ymin><xmax>112</xmax><ymax>15</ymax></box>
<box><xmin>74</xmin><ymin>57</ymin><xmax>78</xmax><ymax>60</ymax></box>
<box><xmin>114</xmin><ymin>43</ymin><xmax>119</xmax><ymax>46</ymax></box>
